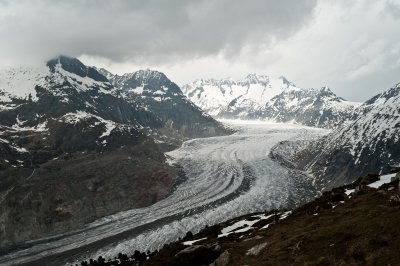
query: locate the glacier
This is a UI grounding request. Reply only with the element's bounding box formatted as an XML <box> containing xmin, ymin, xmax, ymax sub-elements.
<box><xmin>0</xmin><ymin>120</ymin><xmax>328</xmax><ymax>266</ymax></box>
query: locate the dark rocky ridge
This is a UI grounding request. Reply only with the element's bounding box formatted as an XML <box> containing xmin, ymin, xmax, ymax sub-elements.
<box><xmin>47</xmin><ymin>56</ymin><xmax>108</xmax><ymax>82</ymax></box>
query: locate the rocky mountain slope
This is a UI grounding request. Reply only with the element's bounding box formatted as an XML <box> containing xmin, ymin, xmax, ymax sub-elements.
<box><xmin>259</xmin><ymin>87</ymin><xmax>360</xmax><ymax>129</ymax></box>
<box><xmin>99</xmin><ymin>68</ymin><xmax>228</xmax><ymax>139</ymax></box>
<box><xmin>0</xmin><ymin>56</ymin><xmax>228</xmax><ymax>248</ymax></box>
<box><xmin>182</xmin><ymin>75</ymin><xmax>360</xmax><ymax>129</ymax></box>
<box><xmin>293</xmin><ymin>83</ymin><xmax>400</xmax><ymax>190</ymax></box>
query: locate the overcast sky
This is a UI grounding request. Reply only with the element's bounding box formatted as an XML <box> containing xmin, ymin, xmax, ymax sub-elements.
<box><xmin>0</xmin><ymin>0</ymin><xmax>399</xmax><ymax>101</ymax></box>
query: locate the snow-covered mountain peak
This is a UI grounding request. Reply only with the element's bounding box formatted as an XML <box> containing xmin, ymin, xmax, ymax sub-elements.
<box><xmin>47</xmin><ymin>55</ymin><xmax>108</xmax><ymax>83</ymax></box>
<box><xmin>243</xmin><ymin>73</ymin><xmax>270</xmax><ymax>84</ymax></box>
<box><xmin>278</xmin><ymin>76</ymin><xmax>295</xmax><ymax>86</ymax></box>
<box><xmin>99</xmin><ymin>68</ymin><xmax>177</xmax><ymax>96</ymax></box>
<box><xmin>94</xmin><ymin>67</ymin><xmax>227</xmax><ymax>138</ymax></box>
<box><xmin>183</xmin><ymin>75</ymin><xmax>361</xmax><ymax>128</ymax></box>
<box><xmin>319</xmin><ymin>86</ymin><xmax>332</xmax><ymax>93</ymax></box>
<box><xmin>188</xmin><ymin>75</ymin><xmax>295</xmax><ymax>90</ymax></box>
<box><xmin>297</xmin><ymin>82</ymin><xmax>400</xmax><ymax>189</ymax></box>
<box><xmin>42</xmin><ymin>56</ymin><xmax>116</xmax><ymax>98</ymax></box>
<box><xmin>182</xmin><ymin>74</ymin><xmax>301</xmax><ymax>117</ymax></box>
<box><xmin>364</xmin><ymin>83</ymin><xmax>400</xmax><ymax>107</ymax></box>
<box><xmin>97</xmin><ymin>68</ymin><xmax>115</xmax><ymax>81</ymax></box>
<box><xmin>309</xmin><ymin>87</ymin><xmax>343</xmax><ymax>101</ymax></box>
<box><xmin>242</xmin><ymin>74</ymin><xmax>298</xmax><ymax>88</ymax></box>
<box><xmin>0</xmin><ymin>56</ymin><xmax>118</xmax><ymax>114</ymax></box>
<box><xmin>132</xmin><ymin>69</ymin><xmax>166</xmax><ymax>82</ymax></box>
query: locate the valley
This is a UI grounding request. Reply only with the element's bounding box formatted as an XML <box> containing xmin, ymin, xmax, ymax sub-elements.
<box><xmin>0</xmin><ymin>120</ymin><xmax>327</xmax><ymax>266</ymax></box>
<box><xmin>1</xmin><ymin>2</ymin><xmax>399</xmax><ymax>265</ymax></box>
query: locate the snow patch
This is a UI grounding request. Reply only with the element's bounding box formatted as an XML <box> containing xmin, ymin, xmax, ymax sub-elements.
<box><xmin>182</xmin><ymin>237</ymin><xmax>207</xmax><ymax>246</ymax></box>
<box><xmin>368</xmin><ymin>173</ymin><xmax>396</xmax><ymax>189</ymax></box>
<box><xmin>60</xmin><ymin>111</ymin><xmax>117</xmax><ymax>139</ymax></box>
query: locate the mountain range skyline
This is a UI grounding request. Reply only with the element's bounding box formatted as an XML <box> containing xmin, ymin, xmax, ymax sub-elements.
<box><xmin>1</xmin><ymin>0</ymin><xmax>399</xmax><ymax>101</ymax></box>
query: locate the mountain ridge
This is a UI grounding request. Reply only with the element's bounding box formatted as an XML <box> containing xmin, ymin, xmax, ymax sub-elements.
<box><xmin>100</xmin><ymin>68</ymin><xmax>230</xmax><ymax>139</ymax></box>
<box><xmin>0</xmin><ymin>56</ymin><xmax>229</xmax><ymax>248</ymax></box>
<box><xmin>290</xmin><ymin>83</ymin><xmax>400</xmax><ymax>190</ymax></box>
<box><xmin>182</xmin><ymin>75</ymin><xmax>360</xmax><ymax>129</ymax></box>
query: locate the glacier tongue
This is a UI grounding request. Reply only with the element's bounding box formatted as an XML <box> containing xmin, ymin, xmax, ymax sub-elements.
<box><xmin>89</xmin><ymin>120</ymin><xmax>327</xmax><ymax>260</ymax></box>
<box><xmin>0</xmin><ymin>120</ymin><xmax>328</xmax><ymax>266</ymax></box>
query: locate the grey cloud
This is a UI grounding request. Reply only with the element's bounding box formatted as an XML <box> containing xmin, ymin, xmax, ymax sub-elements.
<box><xmin>0</xmin><ymin>0</ymin><xmax>317</xmax><ymax>65</ymax></box>
<box><xmin>386</xmin><ymin>0</ymin><xmax>400</xmax><ymax>18</ymax></box>
<box><xmin>2</xmin><ymin>0</ymin><xmax>396</xmax><ymax>103</ymax></box>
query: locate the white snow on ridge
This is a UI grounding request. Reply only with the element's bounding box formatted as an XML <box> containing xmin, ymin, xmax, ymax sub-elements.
<box><xmin>0</xmin><ymin>62</ymin><xmax>115</xmax><ymax>106</ymax></box>
<box><xmin>11</xmin><ymin>121</ymin><xmax>48</xmax><ymax>132</ymax></box>
<box><xmin>182</xmin><ymin>75</ymin><xmax>295</xmax><ymax>117</ymax></box>
<box><xmin>182</xmin><ymin>237</ymin><xmax>207</xmax><ymax>246</ymax></box>
<box><xmin>0</xmin><ymin>66</ymin><xmax>50</xmax><ymax>101</ymax></box>
<box><xmin>12</xmin><ymin>145</ymin><xmax>28</xmax><ymax>153</ymax></box>
<box><xmin>130</xmin><ymin>87</ymin><xmax>144</xmax><ymax>94</ymax></box>
<box><xmin>52</xmin><ymin>64</ymin><xmax>113</xmax><ymax>94</ymax></box>
<box><xmin>182</xmin><ymin>76</ymin><xmax>360</xmax><ymax>127</ymax></box>
<box><xmin>61</xmin><ymin>111</ymin><xmax>93</xmax><ymax>124</ymax></box>
<box><xmin>60</xmin><ymin>111</ymin><xmax>118</xmax><ymax>138</ymax></box>
<box><xmin>99</xmin><ymin>120</ymin><xmax>116</xmax><ymax>138</ymax></box>
<box><xmin>322</xmin><ymin>84</ymin><xmax>400</xmax><ymax>163</ymax></box>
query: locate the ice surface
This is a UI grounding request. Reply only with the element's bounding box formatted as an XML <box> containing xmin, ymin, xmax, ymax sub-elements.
<box><xmin>0</xmin><ymin>121</ymin><xmax>327</xmax><ymax>266</ymax></box>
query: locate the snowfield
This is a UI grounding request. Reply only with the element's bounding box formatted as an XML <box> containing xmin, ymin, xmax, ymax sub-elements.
<box><xmin>0</xmin><ymin>120</ymin><xmax>328</xmax><ymax>266</ymax></box>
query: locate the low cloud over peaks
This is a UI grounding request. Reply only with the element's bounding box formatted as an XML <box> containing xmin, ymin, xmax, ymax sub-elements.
<box><xmin>0</xmin><ymin>0</ymin><xmax>317</xmax><ymax>64</ymax></box>
<box><xmin>1</xmin><ymin>0</ymin><xmax>399</xmax><ymax>101</ymax></box>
